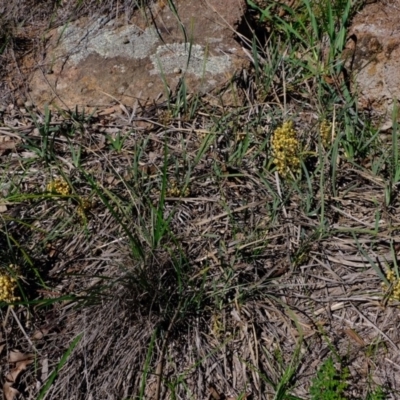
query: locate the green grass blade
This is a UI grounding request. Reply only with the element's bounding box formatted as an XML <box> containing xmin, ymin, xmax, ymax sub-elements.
<box><xmin>36</xmin><ymin>333</ymin><xmax>83</xmax><ymax>400</ymax></box>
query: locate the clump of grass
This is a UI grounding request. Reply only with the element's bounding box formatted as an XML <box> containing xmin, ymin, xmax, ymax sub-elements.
<box><xmin>310</xmin><ymin>355</ymin><xmax>387</xmax><ymax>400</ymax></box>
<box><xmin>309</xmin><ymin>357</ymin><xmax>349</xmax><ymax>400</ymax></box>
<box><xmin>366</xmin><ymin>386</ymin><xmax>387</xmax><ymax>400</ymax></box>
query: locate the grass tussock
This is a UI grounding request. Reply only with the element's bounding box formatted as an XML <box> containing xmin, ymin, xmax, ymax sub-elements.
<box><xmin>0</xmin><ymin>0</ymin><xmax>399</xmax><ymax>399</ymax></box>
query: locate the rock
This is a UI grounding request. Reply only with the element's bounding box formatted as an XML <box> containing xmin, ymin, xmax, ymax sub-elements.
<box><xmin>345</xmin><ymin>0</ymin><xmax>400</xmax><ymax>129</ymax></box>
<box><xmin>26</xmin><ymin>0</ymin><xmax>248</xmax><ymax>110</ymax></box>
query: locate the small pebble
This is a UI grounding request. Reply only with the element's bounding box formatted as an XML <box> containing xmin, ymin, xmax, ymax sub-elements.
<box><xmin>16</xmin><ymin>98</ymin><xmax>26</xmax><ymax>107</ymax></box>
<box><xmin>173</xmin><ymin>67</ymin><xmax>182</xmax><ymax>74</ymax></box>
<box><xmin>117</xmin><ymin>86</ymin><xmax>126</xmax><ymax>95</ymax></box>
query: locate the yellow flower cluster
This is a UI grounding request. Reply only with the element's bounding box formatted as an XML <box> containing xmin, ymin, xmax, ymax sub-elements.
<box><xmin>0</xmin><ymin>270</ymin><xmax>19</xmax><ymax>303</ymax></box>
<box><xmin>76</xmin><ymin>197</ymin><xmax>93</xmax><ymax>220</ymax></box>
<box><xmin>158</xmin><ymin>110</ymin><xmax>172</xmax><ymax>126</ymax></box>
<box><xmin>319</xmin><ymin>120</ymin><xmax>332</xmax><ymax>147</ymax></box>
<box><xmin>47</xmin><ymin>178</ymin><xmax>70</xmax><ymax>196</ymax></box>
<box><xmin>166</xmin><ymin>181</ymin><xmax>190</xmax><ymax>197</ymax></box>
<box><xmin>211</xmin><ymin>312</ymin><xmax>224</xmax><ymax>338</ymax></box>
<box><xmin>382</xmin><ymin>269</ymin><xmax>400</xmax><ymax>301</ymax></box>
<box><xmin>271</xmin><ymin>121</ymin><xmax>300</xmax><ymax>178</ymax></box>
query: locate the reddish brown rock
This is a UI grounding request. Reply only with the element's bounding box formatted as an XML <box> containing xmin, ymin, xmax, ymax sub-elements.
<box><xmin>26</xmin><ymin>0</ymin><xmax>247</xmax><ymax>110</ymax></box>
<box><xmin>345</xmin><ymin>0</ymin><xmax>400</xmax><ymax>129</ymax></box>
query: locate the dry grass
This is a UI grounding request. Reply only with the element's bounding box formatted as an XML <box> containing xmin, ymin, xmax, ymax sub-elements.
<box><xmin>0</xmin><ymin>0</ymin><xmax>399</xmax><ymax>399</ymax></box>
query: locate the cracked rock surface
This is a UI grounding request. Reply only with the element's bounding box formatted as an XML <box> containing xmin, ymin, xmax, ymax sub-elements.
<box><xmin>345</xmin><ymin>0</ymin><xmax>400</xmax><ymax>129</ymax></box>
<box><xmin>26</xmin><ymin>0</ymin><xmax>247</xmax><ymax>109</ymax></box>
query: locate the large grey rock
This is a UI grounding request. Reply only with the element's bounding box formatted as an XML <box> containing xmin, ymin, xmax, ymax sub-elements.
<box><xmin>27</xmin><ymin>0</ymin><xmax>247</xmax><ymax>109</ymax></box>
<box><xmin>345</xmin><ymin>0</ymin><xmax>400</xmax><ymax>129</ymax></box>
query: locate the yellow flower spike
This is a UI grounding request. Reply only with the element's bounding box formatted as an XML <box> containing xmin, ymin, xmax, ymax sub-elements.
<box><xmin>382</xmin><ymin>269</ymin><xmax>400</xmax><ymax>302</ymax></box>
<box><xmin>319</xmin><ymin>120</ymin><xmax>332</xmax><ymax>147</ymax></box>
<box><xmin>386</xmin><ymin>269</ymin><xmax>395</xmax><ymax>282</ymax></box>
<box><xmin>0</xmin><ymin>272</ymin><xmax>19</xmax><ymax>303</ymax></box>
<box><xmin>271</xmin><ymin>121</ymin><xmax>300</xmax><ymax>178</ymax></box>
<box><xmin>166</xmin><ymin>180</ymin><xmax>190</xmax><ymax>197</ymax></box>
